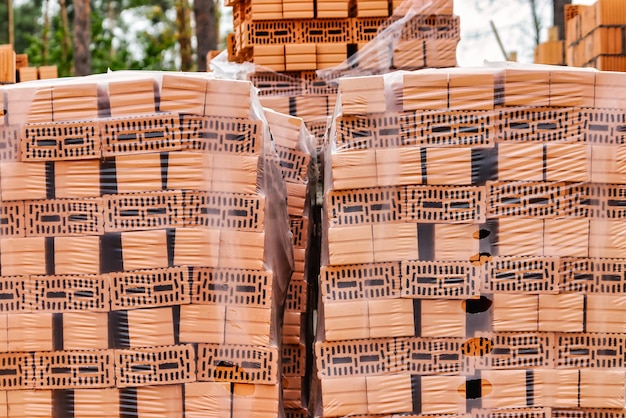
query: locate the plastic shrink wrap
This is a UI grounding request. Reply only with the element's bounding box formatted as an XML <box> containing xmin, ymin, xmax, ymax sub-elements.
<box><xmin>264</xmin><ymin>108</ymin><xmax>317</xmax><ymax>418</ymax></box>
<box><xmin>0</xmin><ymin>70</ymin><xmax>294</xmax><ymax>417</ymax></box>
<box><xmin>206</xmin><ymin>63</ymin><xmax>320</xmax><ymax>417</ymax></box>
<box><xmin>215</xmin><ymin>0</ymin><xmax>460</xmax><ymax>150</ymax></box>
<box><xmin>314</xmin><ymin>63</ymin><xmax>626</xmax><ymax>417</ymax></box>
<box><xmin>213</xmin><ymin>3</ymin><xmax>461</xmax><ymax>413</ymax></box>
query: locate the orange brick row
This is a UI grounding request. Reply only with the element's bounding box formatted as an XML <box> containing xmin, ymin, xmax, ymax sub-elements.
<box><xmin>0</xmin><ymin>76</ymin><xmax>258</xmax><ymax>162</ymax></box>
<box><xmin>0</xmin><ymin>382</ymin><xmax>281</xmax><ymax>418</ymax></box>
<box><xmin>0</xmin><ymin>268</ymin><xmax>276</xmax><ymax>313</ymax></box>
<box><xmin>0</xmin><ymin>343</ymin><xmax>277</xmax><ymax>389</ymax></box>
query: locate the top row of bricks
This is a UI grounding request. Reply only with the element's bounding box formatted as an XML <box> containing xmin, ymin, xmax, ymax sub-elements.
<box><xmin>340</xmin><ymin>67</ymin><xmax>626</xmax><ymax>115</ymax></box>
<box><xmin>230</xmin><ymin>0</ymin><xmax>453</xmax><ymax>20</ymax></box>
<box><xmin>0</xmin><ymin>74</ymin><xmax>254</xmax><ymax>127</ymax></box>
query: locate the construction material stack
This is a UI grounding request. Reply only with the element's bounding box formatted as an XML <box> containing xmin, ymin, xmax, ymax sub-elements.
<box><xmin>534</xmin><ymin>27</ymin><xmax>565</xmax><ymax>66</ymax></box>
<box><xmin>16</xmin><ymin>63</ymin><xmax>58</xmax><ymax>83</ymax></box>
<box><xmin>315</xmin><ymin>64</ymin><xmax>626</xmax><ymax>416</ymax></box>
<box><xmin>265</xmin><ymin>109</ymin><xmax>316</xmax><ymax>418</ymax></box>
<box><xmin>0</xmin><ymin>45</ymin><xmax>16</xmax><ymax>84</ymax></box>
<box><xmin>0</xmin><ymin>48</ymin><xmax>57</xmax><ymax>84</ymax></box>
<box><xmin>223</xmin><ymin>0</ymin><xmax>460</xmax><ymax>148</ymax></box>
<box><xmin>565</xmin><ymin>0</ymin><xmax>626</xmax><ymax>71</ymax></box>
<box><xmin>0</xmin><ymin>71</ymin><xmax>292</xmax><ymax>417</ymax></box>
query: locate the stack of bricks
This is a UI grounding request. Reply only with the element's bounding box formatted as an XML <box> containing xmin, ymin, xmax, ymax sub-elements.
<box><xmin>534</xmin><ymin>27</ymin><xmax>565</xmax><ymax>66</ymax></box>
<box><xmin>565</xmin><ymin>0</ymin><xmax>626</xmax><ymax>71</ymax></box>
<box><xmin>265</xmin><ymin>109</ymin><xmax>315</xmax><ymax>418</ymax></box>
<box><xmin>316</xmin><ymin>65</ymin><xmax>626</xmax><ymax>416</ymax></box>
<box><xmin>224</xmin><ymin>0</ymin><xmax>459</xmax><ymax>149</ymax></box>
<box><xmin>251</xmin><ymin>71</ymin><xmax>336</xmax><ymax>150</ymax></box>
<box><xmin>0</xmin><ymin>45</ymin><xmax>16</xmax><ymax>84</ymax></box>
<box><xmin>16</xmin><ymin>62</ymin><xmax>58</xmax><ymax>83</ymax></box>
<box><xmin>0</xmin><ymin>72</ymin><xmax>292</xmax><ymax>417</ymax></box>
<box><xmin>0</xmin><ymin>48</ymin><xmax>56</xmax><ymax>84</ymax></box>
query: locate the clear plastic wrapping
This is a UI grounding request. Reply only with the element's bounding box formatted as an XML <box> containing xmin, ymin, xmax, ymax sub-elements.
<box><xmin>264</xmin><ymin>107</ymin><xmax>317</xmax><ymax>417</ymax></box>
<box><xmin>215</xmin><ymin>0</ymin><xmax>460</xmax><ymax>150</ymax></box>
<box><xmin>315</xmin><ymin>63</ymin><xmax>626</xmax><ymax>417</ymax></box>
<box><xmin>0</xmin><ymin>70</ymin><xmax>293</xmax><ymax>417</ymax></box>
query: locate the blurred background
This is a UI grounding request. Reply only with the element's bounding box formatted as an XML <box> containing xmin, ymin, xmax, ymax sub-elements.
<box><xmin>0</xmin><ymin>0</ymin><xmax>599</xmax><ymax>76</ymax></box>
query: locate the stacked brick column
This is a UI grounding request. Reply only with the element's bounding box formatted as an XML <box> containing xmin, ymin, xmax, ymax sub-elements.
<box><xmin>316</xmin><ymin>66</ymin><xmax>626</xmax><ymax>416</ymax></box>
<box><xmin>265</xmin><ymin>108</ymin><xmax>316</xmax><ymax>417</ymax></box>
<box><xmin>0</xmin><ymin>46</ymin><xmax>15</xmax><ymax>84</ymax></box>
<box><xmin>0</xmin><ymin>72</ymin><xmax>291</xmax><ymax>417</ymax></box>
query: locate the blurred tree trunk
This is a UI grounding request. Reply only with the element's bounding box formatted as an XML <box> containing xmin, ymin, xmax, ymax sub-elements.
<box><xmin>8</xmin><ymin>0</ymin><xmax>13</xmax><ymax>46</ymax></box>
<box><xmin>42</xmin><ymin>0</ymin><xmax>50</xmax><ymax>64</ymax></box>
<box><xmin>59</xmin><ymin>0</ymin><xmax>71</xmax><ymax>69</ymax></box>
<box><xmin>529</xmin><ymin>0</ymin><xmax>541</xmax><ymax>45</ymax></box>
<box><xmin>175</xmin><ymin>0</ymin><xmax>193</xmax><ymax>71</ymax></box>
<box><xmin>194</xmin><ymin>0</ymin><xmax>218</xmax><ymax>71</ymax></box>
<box><xmin>553</xmin><ymin>0</ymin><xmax>572</xmax><ymax>40</ymax></box>
<box><xmin>74</xmin><ymin>0</ymin><xmax>92</xmax><ymax>76</ymax></box>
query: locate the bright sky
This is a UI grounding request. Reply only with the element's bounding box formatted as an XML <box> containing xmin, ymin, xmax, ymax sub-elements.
<box><xmin>456</xmin><ymin>0</ymin><xmax>598</xmax><ymax>67</ymax></box>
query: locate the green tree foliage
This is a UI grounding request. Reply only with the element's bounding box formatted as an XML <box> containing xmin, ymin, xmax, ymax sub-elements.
<box><xmin>8</xmin><ymin>0</ymin><xmax>216</xmax><ymax>76</ymax></box>
<box><xmin>119</xmin><ymin>4</ymin><xmax>178</xmax><ymax>70</ymax></box>
<box><xmin>25</xmin><ymin>12</ymin><xmax>72</xmax><ymax>75</ymax></box>
<box><xmin>11</xmin><ymin>0</ymin><xmax>44</xmax><ymax>54</ymax></box>
<box><xmin>91</xmin><ymin>2</ymin><xmax>178</xmax><ymax>72</ymax></box>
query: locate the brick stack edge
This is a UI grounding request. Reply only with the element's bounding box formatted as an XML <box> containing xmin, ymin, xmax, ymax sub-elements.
<box><xmin>264</xmin><ymin>108</ymin><xmax>316</xmax><ymax>417</ymax></box>
<box><xmin>316</xmin><ymin>65</ymin><xmax>626</xmax><ymax>417</ymax></box>
<box><xmin>0</xmin><ymin>71</ymin><xmax>293</xmax><ymax>417</ymax></box>
<box><xmin>224</xmin><ymin>0</ymin><xmax>459</xmax><ymax>150</ymax></box>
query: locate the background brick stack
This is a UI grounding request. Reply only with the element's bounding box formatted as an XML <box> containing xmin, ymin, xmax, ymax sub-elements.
<box><xmin>221</xmin><ymin>0</ymin><xmax>460</xmax><ymax>149</ymax></box>
<box><xmin>534</xmin><ymin>27</ymin><xmax>565</xmax><ymax>66</ymax></box>
<box><xmin>0</xmin><ymin>45</ymin><xmax>16</xmax><ymax>84</ymax></box>
<box><xmin>0</xmin><ymin>47</ymin><xmax>57</xmax><ymax>84</ymax></box>
<box><xmin>315</xmin><ymin>65</ymin><xmax>626</xmax><ymax>416</ymax></box>
<box><xmin>0</xmin><ymin>71</ymin><xmax>292</xmax><ymax>417</ymax></box>
<box><xmin>265</xmin><ymin>108</ymin><xmax>316</xmax><ymax>418</ymax></box>
<box><xmin>565</xmin><ymin>0</ymin><xmax>626</xmax><ymax>71</ymax></box>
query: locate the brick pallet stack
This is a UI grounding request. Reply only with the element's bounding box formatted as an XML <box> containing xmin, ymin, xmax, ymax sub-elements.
<box><xmin>223</xmin><ymin>0</ymin><xmax>460</xmax><ymax>148</ymax></box>
<box><xmin>0</xmin><ymin>71</ymin><xmax>292</xmax><ymax>417</ymax></box>
<box><xmin>565</xmin><ymin>0</ymin><xmax>626</xmax><ymax>71</ymax></box>
<box><xmin>315</xmin><ymin>65</ymin><xmax>626</xmax><ymax>417</ymax></box>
